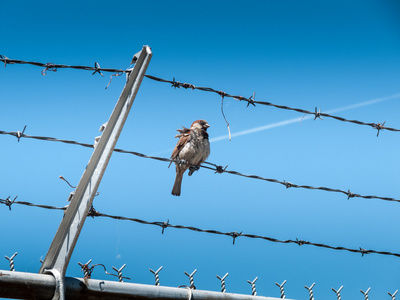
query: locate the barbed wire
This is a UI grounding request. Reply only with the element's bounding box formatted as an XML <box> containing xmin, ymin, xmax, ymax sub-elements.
<box><xmin>144</xmin><ymin>75</ymin><xmax>398</xmax><ymax>136</ymax></box>
<box><xmin>2</xmin><ymin>197</ymin><xmax>400</xmax><ymax>258</ymax></box>
<box><xmin>92</xmin><ymin>209</ymin><xmax>400</xmax><ymax>258</ymax></box>
<box><xmin>1</xmin><ymin>129</ymin><xmax>399</xmax><ymax>204</ymax></box>
<box><xmin>1</xmin><ymin>55</ymin><xmax>398</xmax><ymax>135</ymax></box>
<box><xmin>0</xmin><ymin>55</ymin><xmax>128</xmax><ymax>76</ymax></box>
<box><xmin>0</xmin><ymin>196</ymin><xmax>67</xmax><ymax>211</ymax></box>
<box><xmin>1</xmin><ymin>129</ymin><xmax>399</xmax><ymax>203</ymax></box>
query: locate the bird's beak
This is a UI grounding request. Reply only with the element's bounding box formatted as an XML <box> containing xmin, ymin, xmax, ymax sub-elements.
<box><xmin>204</xmin><ymin>123</ymin><xmax>210</xmax><ymax>129</ymax></box>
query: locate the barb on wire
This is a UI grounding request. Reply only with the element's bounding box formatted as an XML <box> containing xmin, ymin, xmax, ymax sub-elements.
<box><xmin>78</xmin><ymin>259</ymin><xmax>130</xmax><ymax>281</ymax></box>
<box><xmin>361</xmin><ymin>287</ymin><xmax>371</xmax><ymax>300</ymax></box>
<box><xmin>216</xmin><ymin>273</ymin><xmax>229</xmax><ymax>293</ymax></box>
<box><xmin>2</xmin><ymin>56</ymin><xmax>398</xmax><ymax>135</ymax></box>
<box><xmin>105</xmin><ymin>265</ymin><xmax>131</xmax><ymax>281</ymax></box>
<box><xmin>92</xmin><ymin>62</ymin><xmax>104</xmax><ymax>77</ymax></box>
<box><xmin>332</xmin><ymin>286</ymin><xmax>343</xmax><ymax>300</ymax></box>
<box><xmin>374</xmin><ymin>121</ymin><xmax>386</xmax><ymax>137</ymax></box>
<box><xmin>247</xmin><ymin>277</ymin><xmax>258</xmax><ymax>296</ymax></box>
<box><xmin>230</xmin><ymin>231</ymin><xmax>242</xmax><ymax>245</ymax></box>
<box><xmin>16</xmin><ymin>125</ymin><xmax>26</xmax><ymax>142</ymax></box>
<box><xmin>112</xmin><ymin>264</ymin><xmax>127</xmax><ymax>282</ymax></box>
<box><xmin>145</xmin><ymin>75</ymin><xmax>400</xmax><ymax>135</ymax></box>
<box><xmin>202</xmin><ymin>161</ymin><xmax>400</xmax><ymax>204</ymax></box>
<box><xmin>184</xmin><ymin>269</ymin><xmax>197</xmax><ymax>289</ymax></box>
<box><xmin>3</xmin><ymin>198</ymin><xmax>400</xmax><ymax>258</ymax></box>
<box><xmin>83</xmin><ymin>213</ymin><xmax>400</xmax><ymax>258</ymax></box>
<box><xmin>5</xmin><ymin>252</ymin><xmax>17</xmax><ymax>271</ymax></box>
<box><xmin>0</xmin><ymin>56</ymin><xmax>129</xmax><ymax>75</ymax></box>
<box><xmin>78</xmin><ymin>259</ymin><xmax>93</xmax><ymax>278</ymax></box>
<box><xmin>161</xmin><ymin>219</ymin><xmax>169</xmax><ymax>234</ymax></box>
<box><xmin>3</xmin><ymin>196</ymin><xmax>18</xmax><ymax>210</ymax></box>
<box><xmin>0</xmin><ymin>55</ymin><xmax>12</xmax><ymax>67</ymax></box>
<box><xmin>388</xmin><ymin>290</ymin><xmax>398</xmax><ymax>300</ymax></box>
<box><xmin>314</xmin><ymin>107</ymin><xmax>323</xmax><ymax>120</ymax></box>
<box><xmin>0</xmin><ymin>196</ymin><xmax>67</xmax><ymax>211</ymax></box>
<box><xmin>150</xmin><ymin>266</ymin><xmax>163</xmax><ymax>286</ymax></box>
<box><xmin>305</xmin><ymin>283</ymin><xmax>315</xmax><ymax>300</ymax></box>
<box><xmin>246</xmin><ymin>92</ymin><xmax>256</xmax><ymax>107</ymax></box>
<box><xmin>275</xmin><ymin>280</ymin><xmax>287</xmax><ymax>299</ymax></box>
<box><xmin>1</xmin><ymin>129</ymin><xmax>399</xmax><ymax>205</ymax></box>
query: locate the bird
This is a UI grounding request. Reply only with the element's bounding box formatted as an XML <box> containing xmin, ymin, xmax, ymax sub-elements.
<box><xmin>170</xmin><ymin>120</ymin><xmax>210</xmax><ymax>196</ymax></box>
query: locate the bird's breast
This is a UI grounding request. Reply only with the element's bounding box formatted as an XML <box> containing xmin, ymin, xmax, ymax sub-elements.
<box><xmin>179</xmin><ymin>136</ymin><xmax>210</xmax><ymax>166</ymax></box>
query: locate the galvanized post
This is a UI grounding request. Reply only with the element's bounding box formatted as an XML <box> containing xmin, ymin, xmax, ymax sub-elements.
<box><xmin>0</xmin><ymin>270</ymin><xmax>289</xmax><ymax>300</ymax></box>
<box><xmin>38</xmin><ymin>46</ymin><xmax>152</xmax><ymax>299</ymax></box>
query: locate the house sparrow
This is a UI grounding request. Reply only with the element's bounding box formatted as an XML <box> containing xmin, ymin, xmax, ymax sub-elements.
<box><xmin>171</xmin><ymin>120</ymin><xmax>211</xmax><ymax>196</ymax></box>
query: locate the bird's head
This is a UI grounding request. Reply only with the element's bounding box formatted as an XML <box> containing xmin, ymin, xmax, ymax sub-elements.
<box><xmin>191</xmin><ymin>119</ymin><xmax>210</xmax><ymax>131</ymax></box>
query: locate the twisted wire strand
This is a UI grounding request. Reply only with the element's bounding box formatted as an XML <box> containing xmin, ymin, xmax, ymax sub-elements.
<box><xmin>0</xmin><ymin>198</ymin><xmax>67</xmax><ymax>211</ymax></box>
<box><xmin>0</xmin><ymin>56</ymin><xmax>128</xmax><ymax>74</ymax></box>
<box><xmin>1</xmin><ymin>129</ymin><xmax>399</xmax><ymax>203</ymax></box>
<box><xmin>1</xmin><ymin>56</ymin><xmax>398</xmax><ymax>134</ymax></box>
<box><xmin>2</xmin><ymin>198</ymin><xmax>400</xmax><ymax>258</ymax></box>
<box><xmin>144</xmin><ymin>75</ymin><xmax>398</xmax><ymax>135</ymax></box>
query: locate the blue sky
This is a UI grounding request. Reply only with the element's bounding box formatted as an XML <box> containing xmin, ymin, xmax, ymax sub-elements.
<box><xmin>1</xmin><ymin>0</ymin><xmax>400</xmax><ymax>299</ymax></box>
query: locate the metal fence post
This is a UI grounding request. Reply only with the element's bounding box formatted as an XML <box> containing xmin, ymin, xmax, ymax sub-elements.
<box><xmin>38</xmin><ymin>46</ymin><xmax>152</xmax><ymax>299</ymax></box>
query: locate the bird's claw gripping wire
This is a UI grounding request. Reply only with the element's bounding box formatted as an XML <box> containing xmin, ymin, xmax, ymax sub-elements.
<box><xmin>188</xmin><ymin>165</ymin><xmax>200</xmax><ymax>176</ymax></box>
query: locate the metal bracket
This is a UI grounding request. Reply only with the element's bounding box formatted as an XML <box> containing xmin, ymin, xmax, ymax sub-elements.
<box><xmin>45</xmin><ymin>269</ymin><xmax>65</xmax><ymax>300</ymax></box>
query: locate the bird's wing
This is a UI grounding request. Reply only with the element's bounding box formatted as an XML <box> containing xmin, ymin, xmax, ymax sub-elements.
<box><xmin>171</xmin><ymin>132</ymin><xmax>190</xmax><ymax>160</ymax></box>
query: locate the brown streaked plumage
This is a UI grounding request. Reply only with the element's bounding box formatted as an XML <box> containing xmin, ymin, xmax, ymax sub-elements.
<box><xmin>171</xmin><ymin>120</ymin><xmax>210</xmax><ymax>196</ymax></box>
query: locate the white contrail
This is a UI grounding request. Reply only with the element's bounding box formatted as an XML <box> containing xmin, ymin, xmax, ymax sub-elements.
<box><xmin>210</xmin><ymin>93</ymin><xmax>400</xmax><ymax>143</ymax></box>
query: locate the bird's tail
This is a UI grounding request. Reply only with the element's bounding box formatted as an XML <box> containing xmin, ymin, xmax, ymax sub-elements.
<box><xmin>172</xmin><ymin>170</ymin><xmax>184</xmax><ymax>196</ymax></box>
